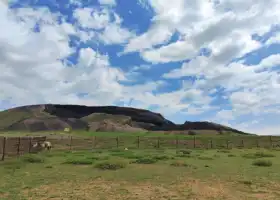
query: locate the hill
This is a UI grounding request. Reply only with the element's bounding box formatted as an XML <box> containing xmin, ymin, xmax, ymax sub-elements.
<box><xmin>0</xmin><ymin>104</ymin><xmax>250</xmax><ymax>135</ymax></box>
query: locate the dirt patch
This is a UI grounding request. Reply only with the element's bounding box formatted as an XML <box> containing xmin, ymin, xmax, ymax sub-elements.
<box><xmin>21</xmin><ymin>178</ymin><xmax>258</xmax><ymax>200</ymax></box>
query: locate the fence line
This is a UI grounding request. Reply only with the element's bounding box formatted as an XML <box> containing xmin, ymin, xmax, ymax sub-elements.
<box><xmin>1</xmin><ymin>135</ymin><xmax>280</xmax><ymax>161</ymax></box>
<box><xmin>0</xmin><ymin>136</ymin><xmax>46</xmax><ymax>161</ymax></box>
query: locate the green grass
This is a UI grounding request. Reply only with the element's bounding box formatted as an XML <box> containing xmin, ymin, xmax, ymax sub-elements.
<box><xmin>1</xmin><ymin>148</ymin><xmax>280</xmax><ymax>199</ymax></box>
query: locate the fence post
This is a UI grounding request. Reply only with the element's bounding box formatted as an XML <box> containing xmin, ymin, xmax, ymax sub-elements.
<box><xmin>270</xmin><ymin>136</ymin><xmax>273</xmax><ymax>148</ymax></box>
<box><xmin>193</xmin><ymin>136</ymin><xmax>196</xmax><ymax>148</ymax></box>
<box><xmin>176</xmin><ymin>136</ymin><xmax>178</xmax><ymax>149</ymax></box>
<box><xmin>28</xmin><ymin>137</ymin><xmax>32</xmax><ymax>153</ymax></box>
<box><xmin>241</xmin><ymin>139</ymin><xmax>244</xmax><ymax>148</ymax></box>
<box><xmin>256</xmin><ymin>139</ymin><xmax>259</xmax><ymax>148</ymax></box>
<box><xmin>94</xmin><ymin>136</ymin><xmax>97</xmax><ymax>149</ymax></box>
<box><xmin>137</xmin><ymin>136</ymin><xmax>140</xmax><ymax>149</ymax></box>
<box><xmin>69</xmin><ymin>136</ymin><xmax>72</xmax><ymax>150</ymax></box>
<box><xmin>157</xmin><ymin>137</ymin><xmax>160</xmax><ymax>148</ymax></box>
<box><xmin>1</xmin><ymin>137</ymin><xmax>6</xmax><ymax>161</ymax></box>
<box><xmin>116</xmin><ymin>136</ymin><xmax>119</xmax><ymax>148</ymax></box>
<box><xmin>226</xmin><ymin>140</ymin><xmax>229</xmax><ymax>149</ymax></box>
<box><xmin>17</xmin><ymin>137</ymin><xmax>21</xmax><ymax>157</ymax></box>
<box><xmin>210</xmin><ymin>139</ymin><xmax>213</xmax><ymax>149</ymax></box>
<box><xmin>91</xmin><ymin>136</ymin><xmax>95</xmax><ymax>150</ymax></box>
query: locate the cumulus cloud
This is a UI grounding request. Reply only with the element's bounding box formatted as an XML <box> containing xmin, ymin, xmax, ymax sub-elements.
<box><xmin>73</xmin><ymin>7</ymin><xmax>134</xmax><ymax>45</ymax></box>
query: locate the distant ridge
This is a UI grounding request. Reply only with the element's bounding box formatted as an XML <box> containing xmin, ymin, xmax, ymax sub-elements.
<box><xmin>0</xmin><ymin>104</ymin><xmax>251</xmax><ymax>135</ymax></box>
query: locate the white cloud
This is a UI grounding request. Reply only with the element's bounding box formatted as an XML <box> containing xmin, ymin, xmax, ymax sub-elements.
<box><xmin>99</xmin><ymin>23</ymin><xmax>134</xmax><ymax>44</ymax></box>
<box><xmin>74</xmin><ymin>8</ymin><xmax>111</xmax><ymax>30</ymax></box>
<box><xmin>141</xmin><ymin>40</ymin><xmax>196</xmax><ymax>63</ymax></box>
<box><xmin>98</xmin><ymin>0</ymin><xmax>116</xmax><ymax>6</ymax></box>
<box><xmin>123</xmin><ymin>23</ymin><xmax>173</xmax><ymax>53</ymax></box>
<box><xmin>74</xmin><ymin>7</ymin><xmax>134</xmax><ymax>45</ymax></box>
<box><xmin>266</xmin><ymin>32</ymin><xmax>280</xmax><ymax>45</ymax></box>
<box><xmin>255</xmin><ymin>54</ymin><xmax>280</xmax><ymax>71</ymax></box>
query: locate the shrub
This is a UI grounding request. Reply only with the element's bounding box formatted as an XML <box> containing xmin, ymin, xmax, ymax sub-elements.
<box><xmin>177</xmin><ymin>150</ymin><xmax>192</xmax><ymax>155</ymax></box>
<box><xmin>170</xmin><ymin>160</ymin><xmax>190</xmax><ymax>167</ymax></box>
<box><xmin>109</xmin><ymin>149</ymin><xmax>122</xmax><ymax>153</ymax></box>
<box><xmin>228</xmin><ymin>154</ymin><xmax>236</xmax><ymax>157</ymax></box>
<box><xmin>94</xmin><ymin>160</ymin><xmax>127</xmax><ymax>170</ymax></box>
<box><xmin>63</xmin><ymin>157</ymin><xmax>93</xmax><ymax>165</ymax></box>
<box><xmin>21</xmin><ymin>155</ymin><xmax>45</xmax><ymax>163</ymax></box>
<box><xmin>252</xmin><ymin>159</ymin><xmax>272</xmax><ymax>167</ymax></box>
<box><xmin>110</xmin><ymin>151</ymin><xmax>143</xmax><ymax>159</ymax></box>
<box><xmin>197</xmin><ymin>156</ymin><xmax>214</xmax><ymax>160</ymax></box>
<box><xmin>239</xmin><ymin>180</ymin><xmax>253</xmax><ymax>185</ymax></box>
<box><xmin>131</xmin><ymin>157</ymin><xmax>157</xmax><ymax>164</ymax></box>
<box><xmin>217</xmin><ymin>150</ymin><xmax>230</xmax><ymax>153</ymax></box>
<box><xmin>243</xmin><ymin>152</ymin><xmax>275</xmax><ymax>159</ymax></box>
<box><xmin>3</xmin><ymin>160</ymin><xmax>24</xmax><ymax>170</ymax></box>
<box><xmin>176</xmin><ymin>154</ymin><xmax>192</xmax><ymax>158</ymax></box>
<box><xmin>152</xmin><ymin>155</ymin><xmax>173</xmax><ymax>161</ymax></box>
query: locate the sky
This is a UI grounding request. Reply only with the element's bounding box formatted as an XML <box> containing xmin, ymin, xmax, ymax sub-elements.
<box><xmin>0</xmin><ymin>0</ymin><xmax>280</xmax><ymax>135</ymax></box>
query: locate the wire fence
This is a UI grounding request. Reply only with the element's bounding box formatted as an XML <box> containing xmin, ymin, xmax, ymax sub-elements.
<box><xmin>1</xmin><ymin>135</ymin><xmax>280</xmax><ymax>161</ymax></box>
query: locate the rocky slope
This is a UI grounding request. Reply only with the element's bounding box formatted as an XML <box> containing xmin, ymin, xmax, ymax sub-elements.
<box><xmin>0</xmin><ymin>104</ymin><xmax>249</xmax><ymax>135</ymax></box>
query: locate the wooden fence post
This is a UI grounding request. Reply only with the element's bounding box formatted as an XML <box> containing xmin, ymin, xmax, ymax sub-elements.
<box><xmin>193</xmin><ymin>136</ymin><xmax>196</xmax><ymax>148</ymax></box>
<box><xmin>69</xmin><ymin>136</ymin><xmax>72</xmax><ymax>150</ymax></box>
<box><xmin>116</xmin><ymin>137</ymin><xmax>119</xmax><ymax>148</ymax></box>
<box><xmin>137</xmin><ymin>136</ymin><xmax>140</xmax><ymax>149</ymax></box>
<box><xmin>1</xmin><ymin>137</ymin><xmax>6</xmax><ymax>161</ymax></box>
<box><xmin>241</xmin><ymin>139</ymin><xmax>244</xmax><ymax>148</ymax></box>
<box><xmin>91</xmin><ymin>136</ymin><xmax>95</xmax><ymax>150</ymax></box>
<box><xmin>270</xmin><ymin>136</ymin><xmax>273</xmax><ymax>148</ymax></box>
<box><xmin>157</xmin><ymin>137</ymin><xmax>160</xmax><ymax>148</ymax></box>
<box><xmin>226</xmin><ymin>140</ymin><xmax>229</xmax><ymax>149</ymax></box>
<box><xmin>176</xmin><ymin>136</ymin><xmax>178</xmax><ymax>149</ymax></box>
<box><xmin>256</xmin><ymin>139</ymin><xmax>259</xmax><ymax>148</ymax></box>
<box><xmin>17</xmin><ymin>137</ymin><xmax>21</xmax><ymax>156</ymax></box>
<box><xmin>94</xmin><ymin>136</ymin><xmax>97</xmax><ymax>149</ymax></box>
<box><xmin>210</xmin><ymin>139</ymin><xmax>213</xmax><ymax>149</ymax></box>
<box><xmin>28</xmin><ymin>137</ymin><xmax>32</xmax><ymax>153</ymax></box>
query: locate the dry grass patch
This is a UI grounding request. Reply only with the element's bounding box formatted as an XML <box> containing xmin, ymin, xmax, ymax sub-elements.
<box><xmin>20</xmin><ymin>178</ymin><xmax>262</xmax><ymax>200</ymax></box>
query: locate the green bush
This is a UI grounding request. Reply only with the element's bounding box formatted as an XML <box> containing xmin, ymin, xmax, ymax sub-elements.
<box><xmin>110</xmin><ymin>151</ymin><xmax>143</xmax><ymax>159</ymax></box>
<box><xmin>21</xmin><ymin>155</ymin><xmax>45</xmax><ymax>163</ymax></box>
<box><xmin>239</xmin><ymin>180</ymin><xmax>253</xmax><ymax>185</ymax></box>
<box><xmin>152</xmin><ymin>155</ymin><xmax>173</xmax><ymax>161</ymax></box>
<box><xmin>177</xmin><ymin>150</ymin><xmax>192</xmax><ymax>155</ymax></box>
<box><xmin>63</xmin><ymin>157</ymin><xmax>93</xmax><ymax>165</ymax></box>
<box><xmin>197</xmin><ymin>156</ymin><xmax>214</xmax><ymax>160</ymax></box>
<box><xmin>94</xmin><ymin>160</ymin><xmax>127</xmax><ymax>170</ymax></box>
<box><xmin>252</xmin><ymin>159</ymin><xmax>272</xmax><ymax>167</ymax></box>
<box><xmin>2</xmin><ymin>160</ymin><xmax>24</xmax><ymax>170</ymax></box>
<box><xmin>170</xmin><ymin>160</ymin><xmax>190</xmax><ymax>167</ymax></box>
<box><xmin>243</xmin><ymin>152</ymin><xmax>275</xmax><ymax>159</ymax></box>
<box><xmin>131</xmin><ymin>157</ymin><xmax>157</xmax><ymax>164</ymax></box>
<box><xmin>217</xmin><ymin>150</ymin><xmax>231</xmax><ymax>153</ymax></box>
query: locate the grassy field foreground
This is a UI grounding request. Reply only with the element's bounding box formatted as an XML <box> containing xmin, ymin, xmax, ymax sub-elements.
<box><xmin>1</xmin><ymin>148</ymin><xmax>280</xmax><ymax>200</ymax></box>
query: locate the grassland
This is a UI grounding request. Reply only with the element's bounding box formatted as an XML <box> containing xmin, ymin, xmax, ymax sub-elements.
<box><xmin>1</xmin><ymin>147</ymin><xmax>280</xmax><ymax>200</ymax></box>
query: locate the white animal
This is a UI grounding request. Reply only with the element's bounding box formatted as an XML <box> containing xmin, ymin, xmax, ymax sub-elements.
<box><xmin>124</xmin><ymin>148</ymin><xmax>128</xmax><ymax>151</ymax></box>
<box><xmin>32</xmin><ymin>141</ymin><xmax>52</xmax><ymax>151</ymax></box>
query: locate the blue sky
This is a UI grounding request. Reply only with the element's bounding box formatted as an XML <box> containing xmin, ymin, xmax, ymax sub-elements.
<box><xmin>0</xmin><ymin>0</ymin><xmax>280</xmax><ymax>135</ymax></box>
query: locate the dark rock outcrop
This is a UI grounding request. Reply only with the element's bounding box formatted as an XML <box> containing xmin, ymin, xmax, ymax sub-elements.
<box><xmin>0</xmin><ymin>104</ymin><xmax>250</xmax><ymax>135</ymax></box>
